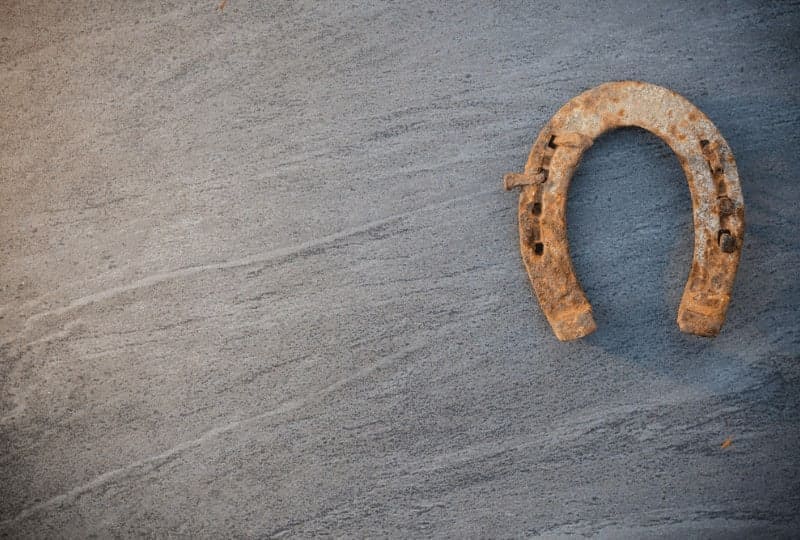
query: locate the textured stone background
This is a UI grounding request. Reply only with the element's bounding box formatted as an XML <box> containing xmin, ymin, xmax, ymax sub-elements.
<box><xmin>1</xmin><ymin>1</ymin><xmax>798</xmax><ymax>537</ymax></box>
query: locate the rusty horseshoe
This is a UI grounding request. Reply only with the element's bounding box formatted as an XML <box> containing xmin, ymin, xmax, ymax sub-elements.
<box><xmin>504</xmin><ymin>81</ymin><xmax>744</xmax><ymax>341</ymax></box>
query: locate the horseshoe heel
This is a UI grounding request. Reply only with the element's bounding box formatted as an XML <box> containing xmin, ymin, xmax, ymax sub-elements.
<box><xmin>504</xmin><ymin>81</ymin><xmax>745</xmax><ymax>341</ymax></box>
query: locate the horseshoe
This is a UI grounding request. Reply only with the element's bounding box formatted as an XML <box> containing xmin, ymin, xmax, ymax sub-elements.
<box><xmin>504</xmin><ymin>81</ymin><xmax>745</xmax><ymax>341</ymax></box>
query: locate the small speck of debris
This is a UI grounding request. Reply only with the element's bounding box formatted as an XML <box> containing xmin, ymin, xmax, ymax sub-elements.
<box><xmin>721</xmin><ymin>437</ymin><xmax>733</xmax><ymax>449</ymax></box>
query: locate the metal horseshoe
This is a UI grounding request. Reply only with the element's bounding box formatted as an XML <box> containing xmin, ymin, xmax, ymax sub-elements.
<box><xmin>504</xmin><ymin>81</ymin><xmax>745</xmax><ymax>341</ymax></box>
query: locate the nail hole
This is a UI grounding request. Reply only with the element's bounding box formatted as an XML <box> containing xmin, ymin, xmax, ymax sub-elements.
<box><xmin>718</xmin><ymin>229</ymin><xmax>736</xmax><ymax>253</ymax></box>
<box><xmin>531</xmin><ymin>202</ymin><xmax>542</xmax><ymax>215</ymax></box>
<box><xmin>707</xmin><ymin>162</ymin><xmax>723</xmax><ymax>177</ymax></box>
<box><xmin>700</xmin><ymin>139</ymin><xmax>710</xmax><ymax>148</ymax></box>
<box><xmin>533</xmin><ymin>242</ymin><xmax>544</xmax><ymax>256</ymax></box>
<box><xmin>547</xmin><ymin>135</ymin><xmax>557</xmax><ymax>149</ymax></box>
<box><xmin>717</xmin><ymin>196</ymin><xmax>734</xmax><ymax>215</ymax></box>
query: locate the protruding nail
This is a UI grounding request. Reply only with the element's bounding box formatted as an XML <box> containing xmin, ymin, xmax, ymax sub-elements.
<box><xmin>503</xmin><ymin>171</ymin><xmax>547</xmax><ymax>190</ymax></box>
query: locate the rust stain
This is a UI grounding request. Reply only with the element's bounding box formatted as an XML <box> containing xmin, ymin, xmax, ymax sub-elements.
<box><xmin>504</xmin><ymin>81</ymin><xmax>745</xmax><ymax>341</ymax></box>
<box><xmin>217</xmin><ymin>0</ymin><xmax>228</xmax><ymax>11</ymax></box>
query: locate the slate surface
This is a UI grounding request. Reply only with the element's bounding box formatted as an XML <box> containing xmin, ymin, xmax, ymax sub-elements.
<box><xmin>1</xmin><ymin>1</ymin><xmax>799</xmax><ymax>537</ymax></box>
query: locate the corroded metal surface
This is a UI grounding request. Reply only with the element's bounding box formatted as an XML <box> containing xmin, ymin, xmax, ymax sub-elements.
<box><xmin>505</xmin><ymin>81</ymin><xmax>745</xmax><ymax>341</ymax></box>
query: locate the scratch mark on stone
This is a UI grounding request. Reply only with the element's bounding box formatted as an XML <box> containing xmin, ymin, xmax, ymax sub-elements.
<box><xmin>26</xmin><ymin>319</ymin><xmax>82</xmax><ymax>347</ymax></box>
<box><xmin>15</xmin><ymin>189</ymin><xmax>496</xmax><ymax>342</ymax></box>
<box><xmin>0</xmin><ymin>344</ymin><xmax>420</xmax><ymax>527</ymax></box>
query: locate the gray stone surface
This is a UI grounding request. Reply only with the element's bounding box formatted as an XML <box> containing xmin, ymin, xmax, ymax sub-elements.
<box><xmin>1</xmin><ymin>1</ymin><xmax>799</xmax><ymax>537</ymax></box>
